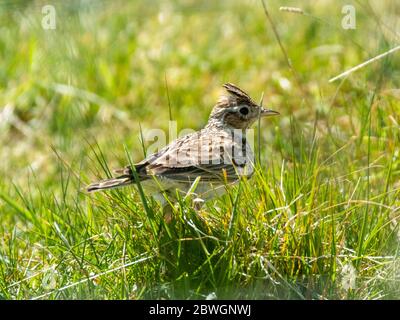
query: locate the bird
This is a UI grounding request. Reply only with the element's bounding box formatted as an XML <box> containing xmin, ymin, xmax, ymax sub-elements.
<box><xmin>87</xmin><ymin>83</ymin><xmax>279</xmax><ymax>211</ymax></box>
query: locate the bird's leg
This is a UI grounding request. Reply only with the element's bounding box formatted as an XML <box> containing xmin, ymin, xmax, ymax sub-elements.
<box><xmin>153</xmin><ymin>191</ymin><xmax>175</xmax><ymax>223</ymax></box>
<box><xmin>192</xmin><ymin>197</ymin><xmax>205</xmax><ymax>211</ymax></box>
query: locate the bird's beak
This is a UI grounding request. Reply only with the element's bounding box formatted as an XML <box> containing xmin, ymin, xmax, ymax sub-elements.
<box><xmin>261</xmin><ymin>108</ymin><xmax>280</xmax><ymax>117</ymax></box>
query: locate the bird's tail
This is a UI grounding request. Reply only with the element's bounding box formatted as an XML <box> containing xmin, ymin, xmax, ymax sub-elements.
<box><xmin>87</xmin><ymin>164</ymin><xmax>148</xmax><ymax>192</ymax></box>
<box><xmin>86</xmin><ymin>175</ymin><xmax>133</xmax><ymax>192</ymax></box>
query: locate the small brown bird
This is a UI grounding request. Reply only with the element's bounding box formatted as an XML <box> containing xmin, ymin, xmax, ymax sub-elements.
<box><xmin>87</xmin><ymin>83</ymin><xmax>279</xmax><ymax>208</ymax></box>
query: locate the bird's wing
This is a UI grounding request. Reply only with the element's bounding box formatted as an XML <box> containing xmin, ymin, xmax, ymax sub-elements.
<box><xmin>141</xmin><ymin>130</ymin><xmax>252</xmax><ymax>183</ymax></box>
<box><xmin>114</xmin><ymin>130</ymin><xmax>253</xmax><ymax>183</ymax></box>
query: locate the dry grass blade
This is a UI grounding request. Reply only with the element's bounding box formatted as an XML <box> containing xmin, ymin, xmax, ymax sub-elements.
<box><xmin>261</xmin><ymin>0</ymin><xmax>311</xmax><ymax>108</ymax></box>
<box><xmin>329</xmin><ymin>44</ymin><xmax>400</xmax><ymax>82</ymax></box>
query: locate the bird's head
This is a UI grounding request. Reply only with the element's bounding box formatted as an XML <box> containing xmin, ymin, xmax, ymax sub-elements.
<box><xmin>208</xmin><ymin>83</ymin><xmax>279</xmax><ymax>130</ymax></box>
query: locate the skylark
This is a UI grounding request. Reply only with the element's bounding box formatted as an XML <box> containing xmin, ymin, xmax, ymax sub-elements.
<box><xmin>87</xmin><ymin>83</ymin><xmax>279</xmax><ymax>208</ymax></box>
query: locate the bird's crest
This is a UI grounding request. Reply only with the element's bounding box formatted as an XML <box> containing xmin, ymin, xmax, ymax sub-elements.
<box><xmin>223</xmin><ymin>83</ymin><xmax>251</xmax><ymax>100</ymax></box>
<box><xmin>219</xmin><ymin>83</ymin><xmax>257</xmax><ymax>106</ymax></box>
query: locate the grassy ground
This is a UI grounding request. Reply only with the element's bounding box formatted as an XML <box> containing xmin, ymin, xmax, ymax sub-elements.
<box><xmin>0</xmin><ymin>0</ymin><xmax>399</xmax><ymax>299</ymax></box>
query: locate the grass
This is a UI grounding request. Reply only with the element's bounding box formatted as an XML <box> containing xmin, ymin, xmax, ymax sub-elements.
<box><xmin>0</xmin><ymin>0</ymin><xmax>399</xmax><ymax>299</ymax></box>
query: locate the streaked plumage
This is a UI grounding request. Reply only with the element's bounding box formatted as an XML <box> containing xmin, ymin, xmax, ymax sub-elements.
<box><xmin>87</xmin><ymin>83</ymin><xmax>279</xmax><ymax>207</ymax></box>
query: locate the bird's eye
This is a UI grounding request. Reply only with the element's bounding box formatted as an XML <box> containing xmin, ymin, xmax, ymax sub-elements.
<box><xmin>239</xmin><ymin>107</ymin><xmax>249</xmax><ymax>115</ymax></box>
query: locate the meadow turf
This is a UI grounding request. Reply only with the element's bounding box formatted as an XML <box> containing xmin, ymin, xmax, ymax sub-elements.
<box><xmin>0</xmin><ymin>0</ymin><xmax>399</xmax><ymax>299</ymax></box>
